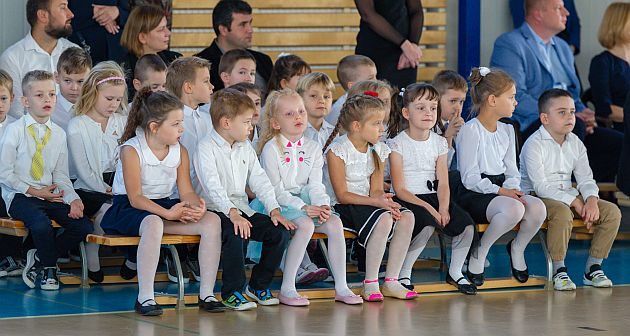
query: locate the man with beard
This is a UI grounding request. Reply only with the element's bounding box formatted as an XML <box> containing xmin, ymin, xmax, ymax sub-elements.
<box><xmin>0</xmin><ymin>0</ymin><xmax>78</xmax><ymax>119</ymax></box>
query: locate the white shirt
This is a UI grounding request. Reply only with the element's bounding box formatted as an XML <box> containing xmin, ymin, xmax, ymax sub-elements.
<box><xmin>177</xmin><ymin>105</ymin><xmax>213</xmax><ymax>198</ymax></box>
<box><xmin>52</xmin><ymin>93</ymin><xmax>74</xmax><ymax>131</ymax></box>
<box><xmin>260</xmin><ymin>135</ymin><xmax>330</xmax><ymax>210</ymax></box>
<box><xmin>456</xmin><ymin>118</ymin><xmax>520</xmax><ymax>194</ymax></box>
<box><xmin>324</xmin><ymin>134</ymin><xmax>390</xmax><ymax>205</ymax></box>
<box><xmin>326</xmin><ymin>92</ymin><xmax>347</xmax><ymax>125</ymax></box>
<box><xmin>387</xmin><ymin>131</ymin><xmax>448</xmax><ymax>195</ymax></box>
<box><xmin>0</xmin><ymin>114</ymin><xmax>16</xmax><ymax>139</ymax></box>
<box><xmin>0</xmin><ymin>114</ymin><xmax>78</xmax><ymax>210</ymax></box>
<box><xmin>0</xmin><ymin>33</ymin><xmax>78</xmax><ymax>119</ymax></box>
<box><xmin>67</xmin><ymin>113</ymin><xmax>127</xmax><ymax>193</ymax></box>
<box><xmin>304</xmin><ymin>120</ymin><xmax>335</xmax><ymax>147</ymax></box>
<box><xmin>193</xmin><ymin>129</ymin><xmax>279</xmax><ymax>216</ymax></box>
<box><xmin>111</xmin><ymin>128</ymin><xmax>180</xmax><ymax>199</ymax></box>
<box><xmin>520</xmin><ymin>126</ymin><xmax>599</xmax><ymax>205</ymax></box>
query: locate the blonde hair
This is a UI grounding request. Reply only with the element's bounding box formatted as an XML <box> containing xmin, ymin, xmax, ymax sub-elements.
<box><xmin>165</xmin><ymin>56</ymin><xmax>210</xmax><ymax>99</ymax></box>
<box><xmin>121</xmin><ymin>6</ymin><xmax>166</xmax><ymax>58</ymax></box>
<box><xmin>598</xmin><ymin>2</ymin><xmax>630</xmax><ymax>49</ymax></box>
<box><xmin>323</xmin><ymin>94</ymin><xmax>385</xmax><ymax>171</ymax></box>
<box><xmin>210</xmin><ymin>88</ymin><xmax>256</xmax><ymax>128</ymax></box>
<box><xmin>74</xmin><ymin>61</ymin><xmax>128</xmax><ymax>117</ymax></box>
<box><xmin>296</xmin><ymin>72</ymin><xmax>335</xmax><ymax>95</ymax></box>
<box><xmin>257</xmin><ymin>89</ymin><xmax>302</xmax><ymax>154</ymax></box>
<box><xmin>468</xmin><ymin>67</ymin><xmax>514</xmax><ymax>115</ymax></box>
<box><xmin>346</xmin><ymin>79</ymin><xmax>392</xmax><ymax>99</ymax></box>
<box><xmin>0</xmin><ymin>70</ymin><xmax>13</xmax><ymax>96</ymax></box>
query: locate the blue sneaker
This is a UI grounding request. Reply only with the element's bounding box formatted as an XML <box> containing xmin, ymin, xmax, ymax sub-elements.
<box><xmin>222</xmin><ymin>291</ymin><xmax>257</xmax><ymax>311</ymax></box>
<box><xmin>245</xmin><ymin>286</ymin><xmax>279</xmax><ymax>306</ymax></box>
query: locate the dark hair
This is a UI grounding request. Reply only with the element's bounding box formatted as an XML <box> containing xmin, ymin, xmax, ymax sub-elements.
<box><xmin>468</xmin><ymin>67</ymin><xmax>515</xmax><ymax>115</ymax></box>
<box><xmin>387</xmin><ymin>83</ymin><xmax>440</xmax><ymax>138</ymax></box>
<box><xmin>218</xmin><ymin>49</ymin><xmax>256</xmax><ymax>75</ymax></box>
<box><xmin>432</xmin><ymin>70</ymin><xmax>468</xmax><ymax>133</ymax></box>
<box><xmin>266</xmin><ymin>54</ymin><xmax>311</xmax><ymax>95</ymax></box>
<box><xmin>210</xmin><ymin>88</ymin><xmax>256</xmax><ymax>128</ymax></box>
<box><xmin>120</xmin><ymin>87</ymin><xmax>183</xmax><ymax>144</ymax></box>
<box><xmin>212</xmin><ymin>0</ymin><xmax>253</xmax><ymax>35</ymax></box>
<box><xmin>230</xmin><ymin>81</ymin><xmax>261</xmax><ymax>97</ymax></box>
<box><xmin>26</xmin><ymin>0</ymin><xmax>51</xmax><ymax>28</ymax></box>
<box><xmin>134</xmin><ymin>54</ymin><xmax>167</xmax><ymax>81</ymax></box>
<box><xmin>57</xmin><ymin>47</ymin><xmax>92</xmax><ymax>75</ymax></box>
<box><xmin>538</xmin><ymin>88</ymin><xmax>573</xmax><ymax>114</ymax></box>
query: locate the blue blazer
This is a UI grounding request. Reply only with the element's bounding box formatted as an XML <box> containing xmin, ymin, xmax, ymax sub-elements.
<box><xmin>490</xmin><ymin>23</ymin><xmax>585</xmax><ymax>131</ymax></box>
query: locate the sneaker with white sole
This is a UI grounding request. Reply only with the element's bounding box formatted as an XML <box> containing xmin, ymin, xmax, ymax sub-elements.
<box><xmin>302</xmin><ymin>263</ymin><xmax>329</xmax><ymax>284</ymax></box>
<box><xmin>186</xmin><ymin>259</ymin><xmax>201</xmax><ymax>282</ymax></box>
<box><xmin>164</xmin><ymin>254</ymin><xmax>189</xmax><ymax>284</ymax></box>
<box><xmin>40</xmin><ymin>267</ymin><xmax>60</xmax><ymax>290</ymax></box>
<box><xmin>22</xmin><ymin>249</ymin><xmax>41</xmax><ymax>289</ymax></box>
<box><xmin>245</xmin><ymin>286</ymin><xmax>279</xmax><ymax>306</ymax></box>
<box><xmin>0</xmin><ymin>256</ymin><xmax>24</xmax><ymax>277</ymax></box>
<box><xmin>552</xmin><ymin>267</ymin><xmax>576</xmax><ymax>291</ymax></box>
<box><xmin>583</xmin><ymin>264</ymin><xmax>613</xmax><ymax>288</ymax></box>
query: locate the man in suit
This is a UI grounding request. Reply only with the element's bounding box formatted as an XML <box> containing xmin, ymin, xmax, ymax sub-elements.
<box><xmin>490</xmin><ymin>0</ymin><xmax>622</xmax><ymax>182</ymax></box>
<box><xmin>195</xmin><ymin>0</ymin><xmax>273</xmax><ymax>93</ymax></box>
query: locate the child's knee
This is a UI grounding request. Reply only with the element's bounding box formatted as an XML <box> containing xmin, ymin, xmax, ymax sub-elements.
<box><xmin>374</xmin><ymin>214</ymin><xmax>394</xmax><ymax>234</ymax></box>
<box><xmin>140</xmin><ymin>215</ymin><xmax>164</xmax><ymax>238</ymax></box>
<box><xmin>505</xmin><ymin>199</ymin><xmax>526</xmax><ymax>220</ymax></box>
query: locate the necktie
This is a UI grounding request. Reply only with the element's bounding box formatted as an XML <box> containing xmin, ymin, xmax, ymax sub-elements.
<box><xmin>27</xmin><ymin>124</ymin><xmax>51</xmax><ymax>180</ymax></box>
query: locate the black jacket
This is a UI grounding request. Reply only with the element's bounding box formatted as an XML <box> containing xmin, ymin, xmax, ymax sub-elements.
<box><xmin>617</xmin><ymin>93</ymin><xmax>630</xmax><ymax>195</ymax></box>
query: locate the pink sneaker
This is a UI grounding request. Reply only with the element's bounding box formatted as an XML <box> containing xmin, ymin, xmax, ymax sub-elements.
<box><xmin>335</xmin><ymin>293</ymin><xmax>364</xmax><ymax>305</ymax></box>
<box><xmin>278</xmin><ymin>293</ymin><xmax>310</xmax><ymax>306</ymax></box>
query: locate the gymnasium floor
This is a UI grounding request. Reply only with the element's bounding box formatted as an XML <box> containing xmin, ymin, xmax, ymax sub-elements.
<box><xmin>2</xmin><ymin>239</ymin><xmax>630</xmax><ymax>335</ymax></box>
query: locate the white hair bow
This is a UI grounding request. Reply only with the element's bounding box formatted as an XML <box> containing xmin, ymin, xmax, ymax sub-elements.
<box><xmin>399</xmin><ymin>87</ymin><xmax>406</xmax><ymax>97</ymax></box>
<box><xmin>479</xmin><ymin>67</ymin><xmax>491</xmax><ymax>77</ymax></box>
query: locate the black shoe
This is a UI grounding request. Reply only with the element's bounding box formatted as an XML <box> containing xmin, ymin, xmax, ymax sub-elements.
<box><xmin>398</xmin><ymin>277</ymin><xmax>415</xmax><ymax>291</ymax></box>
<box><xmin>506</xmin><ymin>240</ymin><xmax>529</xmax><ymax>283</ymax></box>
<box><xmin>466</xmin><ymin>269</ymin><xmax>485</xmax><ymax>287</ymax></box>
<box><xmin>120</xmin><ymin>260</ymin><xmax>137</xmax><ymax>280</ymax></box>
<box><xmin>134</xmin><ymin>299</ymin><xmax>163</xmax><ymax>316</ymax></box>
<box><xmin>164</xmin><ymin>254</ymin><xmax>190</xmax><ymax>284</ymax></box>
<box><xmin>88</xmin><ymin>269</ymin><xmax>104</xmax><ymax>283</ymax></box>
<box><xmin>447</xmin><ymin>274</ymin><xmax>477</xmax><ymax>295</ymax></box>
<box><xmin>40</xmin><ymin>267</ymin><xmax>60</xmax><ymax>290</ymax></box>
<box><xmin>199</xmin><ymin>295</ymin><xmax>227</xmax><ymax>313</ymax></box>
<box><xmin>187</xmin><ymin>259</ymin><xmax>201</xmax><ymax>282</ymax></box>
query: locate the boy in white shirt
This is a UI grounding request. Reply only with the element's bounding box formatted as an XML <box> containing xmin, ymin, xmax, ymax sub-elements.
<box><xmin>298</xmin><ymin>72</ymin><xmax>336</xmax><ymax>146</ymax></box>
<box><xmin>132</xmin><ymin>54</ymin><xmax>167</xmax><ymax>94</ymax></box>
<box><xmin>0</xmin><ymin>70</ymin><xmax>92</xmax><ymax>290</ymax></box>
<box><xmin>326</xmin><ymin>55</ymin><xmax>377</xmax><ymax>125</ymax></box>
<box><xmin>520</xmin><ymin>89</ymin><xmax>621</xmax><ymax>291</ymax></box>
<box><xmin>194</xmin><ymin>89</ymin><xmax>293</xmax><ymax>311</ymax></box>
<box><xmin>53</xmin><ymin>47</ymin><xmax>92</xmax><ymax>131</ymax></box>
<box><xmin>0</xmin><ymin>70</ymin><xmax>16</xmax><ymax>143</ymax></box>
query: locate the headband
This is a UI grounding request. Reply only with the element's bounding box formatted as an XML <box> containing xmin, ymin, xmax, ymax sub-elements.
<box><xmin>97</xmin><ymin>76</ymin><xmax>126</xmax><ymax>86</ymax></box>
<box><xmin>364</xmin><ymin>91</ymin><xmax>379</xmax><ymax>97</ymax></box>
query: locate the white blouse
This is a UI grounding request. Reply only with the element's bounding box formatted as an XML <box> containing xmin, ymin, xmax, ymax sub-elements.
<box><xmin>0</xmin><ymin>114</ymin><xmax>16</xmax><ymax>139</ymax></box>
<box><xmin>455</xmin><ymin>118</ymin><xmax>520</xmax><ymax>194</ymax></box>
<box><xmin>324</xmin><ymin>134</ymin><xmax>390</xmax><ymax>205</ymax></box>
<box><xmin>111</xmin><ymin>128</ymin><xmax>180</xmax><ymax>199</ymax></box>
<box><xmin>260</xmin><ymin>135</ymin><xmax>330</xmax><ymax>210</ymax></box>
<box><xmin>387</xmin><ymin>131</ymin><xmax>448</xmax><ymax>195</ymax></box>
<box><xmin>67</xmin><ymin>113</ymin><xmax>127</xmax><ymax>193</ymax></box>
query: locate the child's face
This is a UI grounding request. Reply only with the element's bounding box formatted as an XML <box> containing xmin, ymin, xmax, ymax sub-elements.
<box><xmin>224</xmin><ymin>59</ymin><xmax>256</xmax><ymax>87</ymax></box>
<box><xmin>273</xmin><ymin>95</ymin><xmax>307</xmax><ymax>139</ymax></box>
<box><xmin>0</xmin><ymin>86</ymin><xmax>13</xmax><ymax>119</ymax></box>
<box><xmin>540</xmin><ymin>96</ymin><xmax>576</xmax><ymax>136</ymax></box>
<box><xmin>152</xmin><ymin>108</ymin><xmax>184</xmax><ymax>146</ymax></box>
<box><xmin>403</xmin><ymin>95</ymin><xmax>438</xmax><ymax>131</ymax></box>
<box><xmin>142</xmin><ymin>69</ymin><xmax>167</xmax><ymax>92</ymax></box>
<box><xmin>348</xmin><ymin>65</ymin><xmax>377</xmax><ymax>88</ymax></box>
<box><xmin>190</xmin><ymin>67</ymin><xmax>214</xmax><ymax>106</ymax></box>
<box><xmin>439</xmin><ymin>89</ymin><xmax>466</xmax><ymax>121</ymax></box>
<box><xmin>376</xmin><ymin>88</ymin><xmax>391</xmax><ymax>122</ymax></box>
<box><xmin>225</xmin><ymin>109</ymin><xmax>254</xmax><ymax>143</ymax></box>
<box><xmin>93</xmin><ymin>84</ymin><xmax>126</xmax><ymax>119</ymax></box>
<box><xmin>281</xmin><ymin>69</ymin><xmax>310</xmax><ymax>90</ymax></box>
<box><xmin>56</xmin><ymin>69</ymin><xmax>89</xmax><ymax>104</ymax></box>
<box><xmin>490</xmin><ymin>84</ymin><xmax>517</xmax><ymax>118</ymax></box>
<box><xmin>353</xmin><ymin>109</ymin><xmax>385</xmax><ymax>145</ymax></box>
<box><xmin>22</xmin><ymin>80</ymin><xmax>57</xmax><ymax>120</ymax></box>
<box><xmin>301</xmin><ymin>84</ymin><xmax>333</xmax><ymax>120</ymax></box>
<box><xmin>245</xmin><ymin>90</ymin><xmax>261</xmax><ymax>125</ymax></box>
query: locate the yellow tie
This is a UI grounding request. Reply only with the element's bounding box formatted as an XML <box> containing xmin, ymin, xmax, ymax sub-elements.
<box><xmin>27</xmin><ymin>124</ymin><xmax>51</xmax><ymax>181</ymax></box>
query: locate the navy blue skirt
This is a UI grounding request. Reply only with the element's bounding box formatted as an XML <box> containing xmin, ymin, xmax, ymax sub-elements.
<box><xmin>101</xmin><ymin>195</ymin><xmax>179</xmax><ymax>236</ymax></box>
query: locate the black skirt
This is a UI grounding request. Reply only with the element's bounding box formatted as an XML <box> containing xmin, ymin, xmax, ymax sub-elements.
<box><xmin>74</xmin><ymin>172</ymin><xmax>116</xmax><ymax>218</ymax></box>
<box><xmin>334</xmin><ymin>204</ymin><xmax>410</xmax><ymax>247</ymax></box>
<box><xmin>394</xmin><ymin>193</ymin><xmax>475</xmax><ymax>237</ymax></box>
<box><xmin>453</xmin><ymin>173</ymin><xmax>505</xmax><ymax>224</ymax></box>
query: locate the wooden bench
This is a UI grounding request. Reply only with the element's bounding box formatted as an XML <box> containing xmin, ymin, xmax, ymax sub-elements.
<box><xmin>0</xmin><ymin>218</ymin><xmax>60</xmax><ymax>237</ymax></box>
<box><xmin>171</xmin><ymin>0</ymin><xmax>449</xmax><ymax>99</ymax></box>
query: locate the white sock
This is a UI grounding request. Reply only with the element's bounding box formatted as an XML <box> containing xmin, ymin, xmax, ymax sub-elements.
<box><xmin>137</xmin><ymin>215</ymin><xmax>164</xmax><ymax>304</ymax></box>
<box><xmin>315</xmin><ymin>215</ymin><xmax>353</xmax><ymax>296</ymax></box>
<box><xmin>468</xmin><ymin>197</ymin><xmax>524</xmax><ymax>274</ymax></box>
<box><xmin>449</xmin><ymin>225</ymin><xmax>474</xmax><ymax>284</ymax></box>
<box><xmin>280</xmin><ymin>216</ymin><xmax>314</xmax><ymax>297</ymax></box>
<box><xmin>399</xmin><ymin>226</ymin><xmax>434</xmax><ymax>280</ymax></box>
<box><xmin>86</xmin><ymin>203</ymin><xmax>110</xmax><ymax>272</ymax></box>
<box><xmin>510</xmin><ymin>195</ymin><xmax>546</xmax><ymax>271</ymax></box>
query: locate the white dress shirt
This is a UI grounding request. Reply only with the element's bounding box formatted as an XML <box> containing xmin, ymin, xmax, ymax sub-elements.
<box><xmin>304</xmin><ymin>119</ymin><xmax>335</xmax><ymax>147</ymax></box>
<box><xmin>325</xmin><ymin>92</ymin><xmax>347</xmax><ymax>125</ymax></box>
<box><xmin>52</xmin><ymin>93</ymin><xmax>75</xmax><ymax>131</ymax></box>
<box><xmin>387</xmin><ymin>131</ymin><xmax>448</xmax><ymax>195</ymax></box>
<box><xmin>0</xmin><ymin>33</ymin><xmax>78</xmax><ymax>119</ymax></box>
<box><xmin>67</xmin><ymin>113</ymin><xmax>127</xmax><ymax>193</ymax></box>
<box><xmin>456</xmin><ymin>118</ymin><xmax>520</xmax><ymax>194</ymax></box>
<box><xmin>193</xmin><ymin>129</ymin><xmax>280</xmax><ymax>216</ymax></box>
<box><xmin>0</xmin><ymin>114</ymin><xmax>78</xmax><ymax>210</ymax></box>
<box><xmin>259</xmin><ymin>135</ymin><xmax>330</xmax><ymax>210</ymax></box>
<box><xmin>323</xmin><ymin>134</ymin><xmax>391</xmax><ymax>205</ymax></box>
<box><xmin>0</xmin><ymin>114</ymin><xmax>16</xmax><ymax>139</ymax></box>
<box><xmin>111</xmin><ymin>128</ymin><xmax>180</xmax><ymax>199</ymax></box>
<box><xmin>520</xmin><ymin>126</ymin><xmax>599</xmax><ymax>205</ymax></box>
<box><xmin>177</xmin><ymin>105</ymin><xmax>213</xmax><ymax>198</ymax></box>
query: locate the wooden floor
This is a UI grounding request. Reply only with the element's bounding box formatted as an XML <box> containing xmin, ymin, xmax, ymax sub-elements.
<box><xmin>2</xmin><ymin>286</ymin><xmax>628</xmax><ymax>335</ymax></box>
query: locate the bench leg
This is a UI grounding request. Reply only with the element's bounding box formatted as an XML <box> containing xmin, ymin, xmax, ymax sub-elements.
<box><xmin>537</xmin><ymin>231</ymin><xmax>553</xmax><ymax>290</ymax></box>
<box><xmin>166</xmin><ymin>245</ymin><xmax>186</xmax><ymax>309</ymax></box>
<box><xmin>79</xmin><ymin>241</ymin><xmax>90</xmax><ymax>288</ymax></box>
<box><xmin>438</xmin><ymin>233</ymin><xmax>448</xmax><ymax>273</ymax></box>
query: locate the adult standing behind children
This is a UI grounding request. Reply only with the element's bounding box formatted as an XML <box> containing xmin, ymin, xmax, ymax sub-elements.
<box><xmin>354</xmin><ymin>0</ymin><xmax>424</xmax><ymax>89</ymax></box>
<box><xmin>0</xmin><ymin>0</ymin><xmax>78</xmax><ymax>119</ymax></box>
<box><xmin>195</xmin><ymin>0</ymin><xmax>273</xmax><ymax>92</ymax></box>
